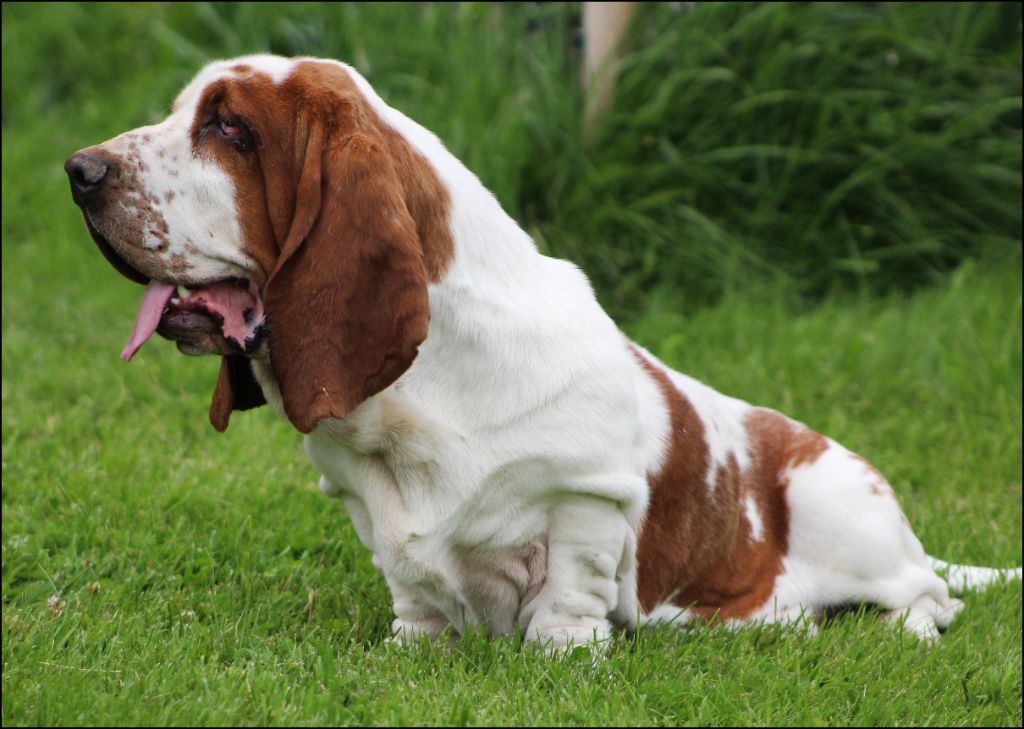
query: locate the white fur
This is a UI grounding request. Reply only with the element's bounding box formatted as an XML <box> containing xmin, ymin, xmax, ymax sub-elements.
<box><xmin>89</xmin><ymin>55</ymin><xmax>1020</xmax><ymax>650</ymax></box>
<box><xmin>744</xmin><ymin>495</ymin><xmax>764</xmax><ymax>543</ymax></box>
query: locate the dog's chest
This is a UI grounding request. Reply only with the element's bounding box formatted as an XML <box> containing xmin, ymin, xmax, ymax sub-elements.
<box><xmin>304</xmin><ymin>392</ymin><xmax>549</xmax><ymax>633</ymax></box>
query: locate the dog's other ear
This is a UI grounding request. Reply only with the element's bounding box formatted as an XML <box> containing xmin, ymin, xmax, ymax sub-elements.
<box><xmin>210</xmin><ymin>354</ymin><xmax>267</xmax><ymax>432</ymax></box>
<box><xmin>263</xmin><ymin>128</ymin><xmax>430</xmax><ymax>434</ymax></box>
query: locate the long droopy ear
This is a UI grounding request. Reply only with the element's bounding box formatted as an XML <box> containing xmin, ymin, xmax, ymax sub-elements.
<box><xmin>263</xmin><ymin>127</ymin><xmax>430</xmax><ymax>434</ymax></box>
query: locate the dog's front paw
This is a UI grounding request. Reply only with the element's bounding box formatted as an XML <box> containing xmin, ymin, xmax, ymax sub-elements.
<box><xmin>386</xmin><ymin>616</ymin><xmax>452</xmax><ymax>645</ymax></box>
<box><xmin>524</xmin><ymin>611</ymin><xmax>612</xmax><ymax>656</ymax></box>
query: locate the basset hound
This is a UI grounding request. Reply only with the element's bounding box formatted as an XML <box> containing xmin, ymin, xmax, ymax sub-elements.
<box><xmin>65</xmin><ymin>55</ymin><xmax>1020</xmax><ymax>650</ymax></box>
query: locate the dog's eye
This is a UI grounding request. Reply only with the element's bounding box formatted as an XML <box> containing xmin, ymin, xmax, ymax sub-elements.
<box><xmin>219</xmin><ymin>119</ymin><xmax>241</xmax><ymax>138</ymax></box>
<box><xmin>212</xmin><ymin>116</ymin><xmax>252</xmax><ymax>154</ymax></box>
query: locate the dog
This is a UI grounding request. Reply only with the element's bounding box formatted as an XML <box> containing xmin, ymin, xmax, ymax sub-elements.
<box><xmin>66</xmin><ymin>55</ymin><xmax>1020</xmax><ymax>650</ymax></box>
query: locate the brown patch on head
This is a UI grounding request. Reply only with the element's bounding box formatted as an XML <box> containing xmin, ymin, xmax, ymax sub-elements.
<box><xmin>189</xmin><ymin>60</ymin><xmax>454</xmax><ymax>285</ymax></box>
<box><xmin>632</xmin><ymin>349</ymin><xmax>799</xmax><ymax>620</ymax></box>
<box><xmin>146</xmin><ymin>204</ymin><xmax>170</xmax><ymax>248</ymax></box>
<box><xmin>167</xmin><ymin>253</ymin><xmax>192</xmax><ymax>273</ymax></box>
<box><xmin>194</xmin><ymin>60</ymin><xmax>454</xmax><ymax>432</ymax></box>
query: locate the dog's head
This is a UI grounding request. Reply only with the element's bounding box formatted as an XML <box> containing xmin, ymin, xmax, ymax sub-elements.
<box><xmin>66</xmin><ymin>55</ymin><xmax>453</xmax><ymax>433</ymax></box>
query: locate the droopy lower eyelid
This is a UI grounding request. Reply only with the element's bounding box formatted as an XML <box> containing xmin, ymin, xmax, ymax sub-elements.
<box><xmin>220</xmin><ymin>119</ymin><xmax>242</xmax><ymax>136</ymax></box>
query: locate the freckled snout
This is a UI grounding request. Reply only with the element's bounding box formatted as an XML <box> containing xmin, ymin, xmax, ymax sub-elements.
<box><xmin>65</xmin><ymin>150</ymin><xmax>114</xmax><ymax>208</ymax></box>
<box><xmin>65</xmin><ymin>147</ymin><xmax>153</xmax><ymax>285</ymax></box>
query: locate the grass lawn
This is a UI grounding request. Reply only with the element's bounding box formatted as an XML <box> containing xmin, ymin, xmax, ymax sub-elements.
<box><xmin>3</xmin><ymin>250</ymin><xmax>1020</xmax><ymax>724</ymax></box>
<box><xmin>2</xmin><ymin>2</ymin><xmax>1021</xmax><ymax>726</ymax></box>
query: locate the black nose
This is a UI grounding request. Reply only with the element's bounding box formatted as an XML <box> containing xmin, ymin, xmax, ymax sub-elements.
<box><xmin>65</xmin><ymin>152</ymin><xmax>111</xmax><ymax>206</ymax></box>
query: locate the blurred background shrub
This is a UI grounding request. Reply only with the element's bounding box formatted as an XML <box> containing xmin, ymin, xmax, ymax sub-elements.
<box><xmin>3</xmin><ymin>2</ymin><xmax>1021</xmax><ymax>318</ymax></box>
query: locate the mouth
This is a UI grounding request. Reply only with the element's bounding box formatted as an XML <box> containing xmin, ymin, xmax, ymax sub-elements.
<box><xmin>81</xmin><ymin>218</ymin><xmax>266</xmax><ymax>361</ymax></box>
<box><xmin>123</xmin><ymin>277</ymin><xmax>267</xmax><ymax>361</ymax></box>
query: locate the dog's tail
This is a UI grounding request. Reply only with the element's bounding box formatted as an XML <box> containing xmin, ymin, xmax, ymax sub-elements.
<box><xmin>928</xmin><ymin>557</ymin><xmax>1022</xmax><ymax>594</ymax></box>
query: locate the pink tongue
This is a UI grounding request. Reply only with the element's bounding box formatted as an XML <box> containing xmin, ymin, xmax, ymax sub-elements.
<box><xmin>191</xmin><ymin>281</ymin><xmax>263</xmax><ymax>348</ymax></box>
<box><xmin>121</xmin><ymin>281</ymin><xmax>175</xmax><ymax>361</ymax></box>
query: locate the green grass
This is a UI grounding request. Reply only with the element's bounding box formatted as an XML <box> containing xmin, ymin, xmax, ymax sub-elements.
<box><xmin>3</xmin><ymin>255</ymin><xmax>1021</xmax><ymax>725</ymax></box>
<box><xmin>3</xmin><ymin>2</ymin><xmax>1022</xmax><ymax>726</ymax></box>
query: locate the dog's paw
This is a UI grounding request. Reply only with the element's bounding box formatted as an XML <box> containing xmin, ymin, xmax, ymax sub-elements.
<box><xmin>386</xmin><ymin>616</ymin><xmax>452</xmax><ymax>645</ymax></box>
<box><xmin>525</xmin><ymin>612</ymin><xmax>612</xmax><ymax>656</ymax></box>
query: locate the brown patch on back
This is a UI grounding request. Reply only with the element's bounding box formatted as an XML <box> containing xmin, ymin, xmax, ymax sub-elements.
<box><xmin>633</xmin><ymin>348</ymin><xmax>802</xmax><ymax>620</ymax></box>
<box><xmin>851</xmin><ymin>453</ymin><xmax>895</xmax><ymax>497</ymax></box>
<box><xmin>783</xmin><ymin>426</ymin><xmax>829</xmax><ymax>469</ymax></box>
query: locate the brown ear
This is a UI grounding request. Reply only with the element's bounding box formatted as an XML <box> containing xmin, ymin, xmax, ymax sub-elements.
<box><xmin>264</xmin><ymin>131</ymin><xmax>430</xmax><ymax>434</ymax></box>
<box><xmin>210</xmin><ymin>355</ymin><xmax>267</xmax><ymax>432</ymax></box>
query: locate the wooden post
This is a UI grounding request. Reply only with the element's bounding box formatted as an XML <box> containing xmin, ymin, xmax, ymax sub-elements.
<box><xmin>582</xmin><ymin>2</ymin><xmax>637</xmax><ymax>123</ymax></box>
